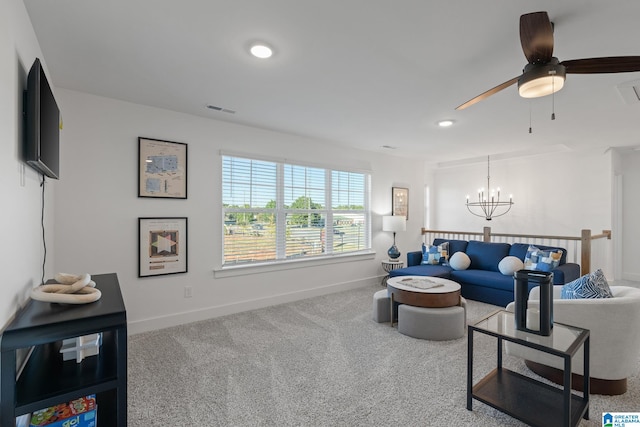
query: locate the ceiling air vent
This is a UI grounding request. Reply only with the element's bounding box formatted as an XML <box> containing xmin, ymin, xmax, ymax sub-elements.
<box><xmin>616</xmin><ymin>80</ymin><xmax>640</xmax><ymax>105</ymax></box>
<box><xmin>206</xmin><ymin>104</ymin><xmax>236</xmax><ymax>114</ymax></box>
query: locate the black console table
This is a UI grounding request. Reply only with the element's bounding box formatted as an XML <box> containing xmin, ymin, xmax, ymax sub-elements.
<box><xmin>1</xmin><ymin>273</ymin><xmax>127</xmax><ymax>426</ymax></box>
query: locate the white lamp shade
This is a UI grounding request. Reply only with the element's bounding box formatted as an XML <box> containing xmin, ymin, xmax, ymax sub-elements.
<box><xmin>382</xmin><ymin>215</ymin><xmax>406</xmax><ymax>232</ymax></box>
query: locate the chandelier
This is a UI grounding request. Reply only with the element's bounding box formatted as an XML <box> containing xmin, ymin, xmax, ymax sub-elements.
<box><xmin>465</xmin><ymin>156</ymin><xmax>513</xmax><ymax>221</ymax></box>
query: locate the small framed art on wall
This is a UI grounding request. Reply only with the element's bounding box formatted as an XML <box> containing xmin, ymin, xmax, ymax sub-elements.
<box><xmin>138</xmin><ymin>137</ymin><xmax>187</xmax><ymax>199</ymax></box>
<box><xmin>392</xmin><ymin>187</ymin><xmax>409</xmax><ymax>220</ymax></box>
<box><xmin>138</xmin><ymin>217</ymin><xmax>188</xmax><ymax>277</ymax></box>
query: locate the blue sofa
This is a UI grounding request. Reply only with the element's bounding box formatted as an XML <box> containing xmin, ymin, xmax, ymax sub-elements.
<box><xmin>388</xmin><ymin>239</ymin><xmax>581</xmax><ymax>307</ymax></box>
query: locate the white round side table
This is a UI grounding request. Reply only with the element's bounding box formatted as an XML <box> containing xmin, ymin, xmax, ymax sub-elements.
<box><xmin>381</xmin><ymin>260</ymin><xmax>404</xmax><ymax>286</ymax></box>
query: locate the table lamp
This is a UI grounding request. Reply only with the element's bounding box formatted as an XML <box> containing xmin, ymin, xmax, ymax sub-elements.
<box><xmin>382</xmin><ymin>215</ymin><xmax>406</xmax><ymax>260</ymax></box>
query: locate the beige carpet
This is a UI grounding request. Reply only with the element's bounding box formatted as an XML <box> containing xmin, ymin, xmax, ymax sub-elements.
<box><xmin>128</xmin><ymin>283</ymin><xmax>639</xmax><ymax>426</ymax></box>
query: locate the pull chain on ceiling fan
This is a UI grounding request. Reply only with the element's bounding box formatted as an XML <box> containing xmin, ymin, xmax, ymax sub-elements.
<box><xmin>455</xmin><ymin>11</ymin><xmax>640</xmax><ymax>111</ymax></box>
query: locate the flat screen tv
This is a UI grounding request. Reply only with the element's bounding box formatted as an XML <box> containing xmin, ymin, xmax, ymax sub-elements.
<box><xmin>24</xmin><ymin>58</ymin><xmax>60</xmax><ymax>179</ymax></box>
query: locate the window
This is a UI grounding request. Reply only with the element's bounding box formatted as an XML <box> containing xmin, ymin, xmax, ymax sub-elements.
<box><xmin>222</xmin><ymin>154</ymin><xmax>371</xmax><ymax>267</ymax></box>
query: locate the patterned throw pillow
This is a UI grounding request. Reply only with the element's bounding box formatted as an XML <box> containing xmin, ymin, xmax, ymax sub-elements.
<box><xmin>421</xmin><ymin>242</ymin><xmax>449</xmax><ymax>265</ymax></box>
<box><xmin>523</xmin><ymin>245</ymin><xmax>563</xmax><ymax>272</ymax></box>
<box><xmin>561</xmin><ymin>269</ymin><xmax>614</xmax><ymax>299</ymax></box>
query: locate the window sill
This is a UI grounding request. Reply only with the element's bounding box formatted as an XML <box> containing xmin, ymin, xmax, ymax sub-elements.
<box><xmin>213</xmin><ymin>250</ymin><xmax>376</xmax><ymax>278</ymax></box>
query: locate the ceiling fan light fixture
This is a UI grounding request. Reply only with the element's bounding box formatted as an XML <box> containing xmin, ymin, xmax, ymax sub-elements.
<box><xmin>518</xmin><ymin>59</ymin><xmax>566</xmax><ymax>98</ymax></box>
<box><xmin>457</xmin><ymin>12</ymin><xmax>640</xmax><ymax>110</ymax></box>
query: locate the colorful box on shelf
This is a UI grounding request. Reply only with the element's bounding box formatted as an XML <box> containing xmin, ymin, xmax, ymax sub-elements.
<box><xmin>29</xmin><ymin>395</ymin><xmax>97</xmax><ymax>427</ymax></box>
<box><xmin>59</xmin><ymin>333</ymin><xmax>102</xmax><ymax>363</ymax></box>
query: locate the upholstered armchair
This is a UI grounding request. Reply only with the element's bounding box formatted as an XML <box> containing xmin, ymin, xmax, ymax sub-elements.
<box><xmin>505</xmin><ymin>285</ymin><xmax>640</xmax><ymax>395</ymax></box>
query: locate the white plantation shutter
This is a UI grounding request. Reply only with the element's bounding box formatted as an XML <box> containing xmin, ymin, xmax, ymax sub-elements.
<box><xmin>222</xmin><ymin>154</ymin><xmax>370</xmax><ymax>267</ymax></box>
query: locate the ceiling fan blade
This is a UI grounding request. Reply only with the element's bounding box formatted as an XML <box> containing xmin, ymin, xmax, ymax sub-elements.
<box><xmin>520</xmin><ymin>11</ymin><xmax>554</xmax><ymax>64</ymax></box>
<box><xmin>561</xmin><ymin>57</ymin><xmax>640</xmax><ymax>74</ymax></box>
<box><xmin>455</xmin><ymin>76</ymin><xmax>520</xmax><ymax>110</ymax></box>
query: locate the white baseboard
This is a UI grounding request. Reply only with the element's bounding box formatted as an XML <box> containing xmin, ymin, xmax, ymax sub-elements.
<box><xmin>128</xmin><ymin>275</ymin><xmax>381</xmax><ymax>335</ymax></box>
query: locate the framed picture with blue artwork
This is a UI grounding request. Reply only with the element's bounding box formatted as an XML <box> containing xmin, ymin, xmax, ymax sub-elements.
<box><xmin>138</xmin><ymin>137</ymin><xmax>187</xmax><ymax>199</ymax></box>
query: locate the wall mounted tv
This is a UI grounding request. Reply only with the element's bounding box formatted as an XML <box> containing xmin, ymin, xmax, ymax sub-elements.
<box><xmin>24</xmin><ymin>58</ymin><xmax>60</xmax><ymax>180</ymax></box>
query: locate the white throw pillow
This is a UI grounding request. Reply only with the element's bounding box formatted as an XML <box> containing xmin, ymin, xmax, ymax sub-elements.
<box><xmin>449</xmin><ymin>252</ymin><xmax>471</xmax><ymax>271</ymax></box>
<box><xmin>498</xmin><ymin>256</ymin><xmax>525</xmax><ymax>276</ymax></box>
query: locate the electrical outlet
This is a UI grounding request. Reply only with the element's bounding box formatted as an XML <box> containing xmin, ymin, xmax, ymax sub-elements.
<box><xmin>184</xmin><ymin>286</ymin><xmax>193</xmax><ymax>298</ymax></box>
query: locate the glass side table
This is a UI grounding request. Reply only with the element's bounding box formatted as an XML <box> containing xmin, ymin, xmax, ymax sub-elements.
<box><xmin>467</xmin><ymin>309</ymin><xmax>589</xmax><ymax>427</ymax></box>
<box><xmin>381</xmin><ymin>260</ymin><xmax>403</xmax><ymax>286</ymax></box>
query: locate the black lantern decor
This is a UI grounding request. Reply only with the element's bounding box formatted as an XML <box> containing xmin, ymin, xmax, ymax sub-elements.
<box><xmin>514</xmin><ymin>270</ymin><xmax>554</xmax><ymax>336</ymax></box>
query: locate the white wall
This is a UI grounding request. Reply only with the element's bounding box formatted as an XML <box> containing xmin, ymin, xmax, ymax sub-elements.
<box><xmin>618</xmin><ymin>150</ymin><xmax>640</xmax><ymax>281</ymax></box>
<box><xmin>427</xmin><ymin>149</ymin><xmax>614</xmax><ymax>276</ymax></box>
<box><xmin>54</xmin><ymin>89</ymin><xmax>425</xmax><ymax>334</ymax></box>
<box><xmin>0</xmin><ymin>0</ymin><xmax>55</xmax><ymax>329</ymax></box>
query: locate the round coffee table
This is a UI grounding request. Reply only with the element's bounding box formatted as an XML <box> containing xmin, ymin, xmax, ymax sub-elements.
<box><xmin>386</xmin><ymin>276</ymin><xmax>461</xmax><ymax>326</ymax></box>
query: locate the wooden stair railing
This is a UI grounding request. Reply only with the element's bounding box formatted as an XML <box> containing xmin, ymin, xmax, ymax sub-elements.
<box><xmin>420</xmin><ymin>227</ymin><xmax>611</xmax><ymax>275</ymax></box>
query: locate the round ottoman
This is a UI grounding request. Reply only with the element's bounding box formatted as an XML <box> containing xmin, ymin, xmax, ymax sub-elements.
<box><xmin>372</xmin><ymin>289</ymin><xmax>391</xmax><ymax>323</ymax></box>
<box><xmin>397</xmin><ymin>297</ymin><xmax>467</xmax><ymax>340</ymax></box>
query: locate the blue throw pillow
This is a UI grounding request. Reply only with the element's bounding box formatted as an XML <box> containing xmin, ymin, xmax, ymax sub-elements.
<box><xmin>421</xmin><ymin>242</ymin><xmax>449</xmax><ymax>265</ymax></box>
<box><xmin>561</xmin><ymin>275</ymin><xmax>588</xmax><ymax>299</ymax></box>
<box><xmin>524</xmin><ymin>245</ymin><xmax>563</xmax><ymax>272</ymax></box>
<box><xmin>561</xmin><ymin>269</ymin><xmax>613</xmax><ymax>299</ymax></box>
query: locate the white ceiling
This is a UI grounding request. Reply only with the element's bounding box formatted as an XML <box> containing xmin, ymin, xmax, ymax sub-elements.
<box><xmin>23</xmin><ymin>0</ymin><xmax>640</xmax><ymax>164</ymax></box>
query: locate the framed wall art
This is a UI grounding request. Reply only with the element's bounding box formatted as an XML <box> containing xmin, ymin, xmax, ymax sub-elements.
<box><xmin>392</xmin><ymin>187</ymin><xmax>409</xmax><ymax>220</ymax></box>
<box><xmin>139</xmin><ymin>217</ymin><xmax>188</xmax><ymax>277</ymax></box>
<box><xmin>138</xmin><ymin>137</ymin><xmax>187</xmax><ymax>199</ymax></box>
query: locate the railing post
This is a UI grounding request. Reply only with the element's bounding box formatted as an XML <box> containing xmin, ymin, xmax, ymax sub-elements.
<box><xmin>483</xmin><ymin>226</ymin><xmax>491</xmax><ymax>242</ymax></box>
<box><xmin>581</xmin><ymin>229</ymin><xmax>591</xmax><ymax>275</ymax></box>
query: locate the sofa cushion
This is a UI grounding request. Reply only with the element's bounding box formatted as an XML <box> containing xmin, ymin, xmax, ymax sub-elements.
<box><xmin>561</xmin><ymin>269</ymin><xmax>614</xmax><ymax>299</ymax></box>
<box><xmin>449</xmin><ymin>252</ymin><xmax>471</xmax><ymax>271</ymax></box>
<box><xmin>450</xmin><ymin>269</ymin><xmax>514</xmax><ymax>292</ymax></box>
<box><xmin>465</xmin><ymin>241</ymin><xmax>511</xmax><ymax>272</ymax></box>
<box><xmin>421</xmin><ymin>242</ymin><xmax>449</xmax><ymax>265</ymax></box>
<box><xmin>498</xmin><ymin>256</ymin><xmax>524</xmax><ymax>276</ymax></box>
<box><xmin>509</xmin><ymin>243</ymin><xmax>568</xmax><ymax>265</ymax></box>
<box><xmin>406</xmin><ymin>251</ymin><xmax>423</xmax><ymax>267</ymax></box>
<box><xmin>388</xmin><ymin>264</ymin><xmax>452</xmax><ymax>279</ymax></box>
<box><xmin>523</xmin><ymin>245</ymin><xmax>563</xmax><ymax>272</ymax></box>
<box><xmin>433</xmin><ymin>239</ymin><xmax>468</xmax><ymax>256</ymax></box>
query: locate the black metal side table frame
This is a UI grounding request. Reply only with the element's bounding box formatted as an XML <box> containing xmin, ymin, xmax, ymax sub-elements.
<box><xmin>467</xmin><ymin>309</ymin><xmax>589</xmax><ymax>427</ymax></box>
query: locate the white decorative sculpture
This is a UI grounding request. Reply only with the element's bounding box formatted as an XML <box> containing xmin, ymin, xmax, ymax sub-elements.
<box><xmin>30</xmin><ymin>273</ymin><xmax>102</xmax><ymax>304</ymax></box>
<box><xmin>60</xmin><ymin>333</ymin><xmax>103</xmax><ymax>363</ymax></box>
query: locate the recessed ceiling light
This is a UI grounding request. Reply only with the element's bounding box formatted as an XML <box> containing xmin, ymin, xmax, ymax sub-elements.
<box><xmin>438</xmin><ymin>119</ymin><xmax>455</xmax><ymax>127</ymax></box>
<box><xmin>250</xmin><ymin>44</ymin><xmax>273</xmax><ymax>59</ymax></box>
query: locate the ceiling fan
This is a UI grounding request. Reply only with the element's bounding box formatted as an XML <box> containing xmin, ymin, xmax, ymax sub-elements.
<box><xmin>456</xmin><ymin>11</ymin><xmax>640</xmax><ymax>110</ymax></box>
